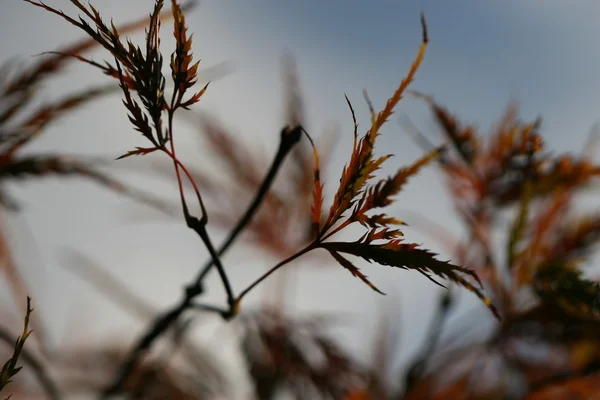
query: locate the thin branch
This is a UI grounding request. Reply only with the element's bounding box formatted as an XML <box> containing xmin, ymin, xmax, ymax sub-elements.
<box><xmin>100</xmin><ymin>125</ymin><xmax>303</xmax><ymax>398</ymax></box>
<box><xmin>165</xmin><ymin>91</ymin><xmax>234</xmax><ymax>307</ymax></box>
<box><xmin>235</xmin><ymin>242</ymin><xmax>317</xmax><ymax>304</ymax></box>
<box><xmin>186</xmin><ymin>216</ymin><xmax>235</xmax><ymax>309</ymax></box>
<box><xmin>194</xmin><ymin>125</ymin><xmax>303</xmax><ymax>284</ymax></box>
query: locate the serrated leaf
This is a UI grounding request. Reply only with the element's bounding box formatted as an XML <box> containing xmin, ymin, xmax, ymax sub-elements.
<box><xmin>320</xmin><ymin>240</ymin><xmax>499</xmax><ymax>319</ymax></box>
<box><xmin>116</xmin><ymin>146</ymin><xmax>160</xmax><ymax>160</ymax></box>
<box><xmin>303</xmin><ymin>129</ymin><xmax>323</xmax><ymax>235</ymax></box>
<box><xmin>320</xmin><ymin>19</ymin><xmax>428</xmax><ymax>237</ymax></box>
<box><xmin>354</xmin><ymin>147</ymin><xmax>440</xmax><ymax>217</ymax></box>
<box><xmin>329</xmin><ymin>250</ymin><xmax>385</xmax><ymax>294</ymax></box>
<box><xmin>321</xmin><ymin>240</ymin><xmax>478</xmax><ymax>285</ymax></box>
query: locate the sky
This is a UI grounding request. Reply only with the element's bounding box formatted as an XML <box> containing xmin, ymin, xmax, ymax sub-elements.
<box><xmin>1</xmin><ymin>0</ymin><xmax>600</xmax><ymax>396</ymax></box>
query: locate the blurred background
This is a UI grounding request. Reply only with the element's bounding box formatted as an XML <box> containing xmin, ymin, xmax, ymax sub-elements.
<box><xmin>1</xmin><ymin>1</ymin><xmax>600</xmax><ymax>398</ymax></box>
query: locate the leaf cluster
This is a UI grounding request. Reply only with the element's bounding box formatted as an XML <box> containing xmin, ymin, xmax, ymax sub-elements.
<box><xmin>389</xmin><ymin>96</ymin><xmax>600</xmax><ymax>399</ymax></box>
<box><xmin>295</xmin><ymin>18</ymin><xmax>497</xmax><ymax>318</ymax></box>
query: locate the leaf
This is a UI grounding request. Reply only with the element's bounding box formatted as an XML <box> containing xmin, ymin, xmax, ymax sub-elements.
<box><xmin>27</xmin><ymin>0</ymin><xmax>169</xmax><ymax>146</ymax></box>
<box><xmin>445</xmin><ymin>271</ymin><xmax>500</xmax><ymax>320</ymax></box>
<box><xmin>542</xmin><ymin>215</ymin><xmax>600</xmax><ymax>270</ymax></box>
<box><xmin>179</xmin><ymin>82</ymin><xmax>208</xmax><ymax>110</ymax></box>
<box><xmin>507</xmin><ymin>180</ymin><xmax>533</xmax><ymax>269</ymax></box>
<box><xmin>39</xmin><ymin>52</ymin><xmax>138</xmax><ymax>89</ymax></box>
<box><xmin>0</xmin><ymin>154</ymin><xmax>171</xmax><ymax>213</ymax></box>
<box><xmin>116</xmin><ymin>146</ymin><xmax>160</xmax><ymax>160</ymax></box>
<box><xmin>413</xmin><ymin>91</ymin><xmax>480</xmax><ymax>164</ymax></box>
<box><xmin>115</xmin><ymin>60</ymin><xmax>157</xmax><ymax>146</ymax></box>
<box><xmin>515</xmin><ymin>189</ymin><xmax>574</xmax><ymax>286</ymax></box>
<box><xmin>358</xmin><ymin>227</ymin><xmax>404</xmax><ymax>243</ymax></box>
<box><xmin>14</xmin><ymin>0</ymin><xmax>183</xmax><ymax>95</ymax></box>
<box><xmin>321</xmin><ymin>240</ymin><xmax>475</xmax><ymax>284</ymax></box>
<box><xmin>534</xmin><ymin>264</ymin><xmax>600</xmax><ymax>318</ymax></box>
<box><xmin>199</xmin><ymin>115</ymin><xmax>263</xmax><ymax>189</ymax></box>
<box><xmin>329</xmin><ymin>250</ymin><xmax>385</xmax><ymax>295</ymax></box>
<box><xmin>320</xmin><ymin>17</ymin><xmax>428</xmax><ymax>236</ymax></box>
<box><xmin>370</xmin><ymin>14</ymin><xmax>428</xmax><ymax>133</ymax></box>
<box><xmin>533</xmin><ymin>156</ymin><xmax>600</xmax><ymax>197</ymax></box>
<box><xmin>241</xmin><ymin>311</ymin><xmax>363</xmax><ymax>398</ymax></box>
<box><xmin>355</xmin><ymin>213</ymin><xmax>406</xmax><ymax>229</ymax></box>
<box><xmin>170</xmin><ymin>0</ymin><xmax>202</xmax><ymax>107</ymax></box>
<box><xmin>353</xmin><ymin>147</ymin><xmax>441</xmax><ymax>218</ymax></box>
<box><xmin>0</xmin><ymin>297</ymin><xmax>33</xmax><ymax>393</ymax></box>
<box><xmin>302</xmin><ymin>129</ymin><xmax>323</xmax><ymax>235</ymax></box>
<box><xmin>1</xmin><ymin>84</ymin><xmax>118</xmax><ymax>160</ymax></box>
<box><xmin>322</xmin><ymin>95</ymin><xmax>388</xmax><ymax>235</ymax></box>
<box><xmin>320</xmin><ymin>240</ymin><xmax>499</xmax><ymax>319</ymax></box>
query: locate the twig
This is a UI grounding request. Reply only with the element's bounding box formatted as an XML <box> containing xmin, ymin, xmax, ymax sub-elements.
<box><xmin>194</xmin><ymin>125</ymin><xmax>303</xmax><ymax>284</ymax></box>
<box><xmin>166</xmin><ymin>88</ymin><xmax>235</xmax><ymax>309</ymax></box>
<box><xmin>100</xmin><ymin>125</ymin><xmax>302</xmax><ymax>398</ymax></box>
<box><xmin>235</xmin><ymin>241</ymin><xmax>317</xmax><ymax>304</ymax></box>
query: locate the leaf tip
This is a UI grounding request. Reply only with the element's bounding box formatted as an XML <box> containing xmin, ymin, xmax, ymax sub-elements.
<box><xmin>420</xmin><ymin>12</ymin><xmax>428</xmax><ymax>44</ymax></box>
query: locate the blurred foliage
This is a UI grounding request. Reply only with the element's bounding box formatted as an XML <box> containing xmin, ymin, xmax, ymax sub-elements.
<box><xmin>0</xmin><ymin>1</ymin><xmax>599</xmax><ymax>399</ymax></box>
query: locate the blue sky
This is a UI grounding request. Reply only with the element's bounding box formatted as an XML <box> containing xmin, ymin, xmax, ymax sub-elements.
<box><xmin>1</xmin><ymin>0</ymin><xmax>600</xmax><ymax>394</ymax></box>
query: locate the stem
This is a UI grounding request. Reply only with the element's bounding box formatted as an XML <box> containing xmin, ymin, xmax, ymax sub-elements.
<box><xmin>235</xmin><ymin>241</ymin><xmax>317</xmax><ymax>304</ymax></box>
<box><xmin>101</xmin><ymin>126</ymin><xmax>302</xmax><ymax>398</ymax></box>
<box><xmin>162</xmin><ymin>146</ymin><xmax>204</xmax><ymax>214</ymax></box>
<box><xmin>320</xmin><ymin>218</ymin><xmax>351</xmax><ymax>242</ymax></box>
<box><xmin>189</xmin><ymin>302</ymin><xmax>230</xmax><ymax>314</ymax></box>
<box><xmin>166</xmin><ymin>92</ymin><xmax>207</xmax><ymax>221</ymax></box>
<box><xmin>165</xmin><ymin>94</ymin><xmax>232</xmax><ymax>305</ymax></box>
<box><xmin>187</xmin><ymin>217</ymin><xmax>235</xmax><ymax>308</ymax></box>
<box><xmin>194</xmin><ymin>126</ymin><xmax>302</xmax><ymax>285</ymax></box>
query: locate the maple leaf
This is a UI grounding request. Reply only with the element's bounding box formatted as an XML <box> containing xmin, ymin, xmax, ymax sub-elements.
<box><xmin>116</xmin><ymin>147</ymin><xmax>160</xmax><ymax>160</ymax></box>
<box><xmin>352</xmin><ymin>146</ymin><xmax>442</xmax><ymax>220</ymax></box>
<box><xmin>412</xmin><ymin>91</ymin><xmax>480</xmax><ymax>164</ymax></box>
<box><xmin>329</xmin><ymin>250</ymin><xmax>384</xmax><ymax>294</ymax></box>
<box><xmin>320</xmin><ymin>15</ymin><xmax>429</xmax><ymax>237</ymax></box>
<box><xmin>290</xmin><ymin>15</ymin><xmax>498</xmax><ymax>318</ymax></box>
<box><xmin>302</xmin><ymin>128</ymin><xmax>324</xmax><ymax>235</ymax></box>
<box><xmin>321</xmin><ymin>239</ymin><xmax>500</xmax><ymax>319</ymax></box>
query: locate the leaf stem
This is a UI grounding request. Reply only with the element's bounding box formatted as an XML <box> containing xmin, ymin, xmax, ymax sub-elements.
<box><xmin>165</xmin><ymin>91</ymin><xmax>233</xmax><ymax>305</ymax></box>
<box><xmin>235</xmin><ymin>241</ymin><xmax>317</xmax><ymax>304</ymax></box>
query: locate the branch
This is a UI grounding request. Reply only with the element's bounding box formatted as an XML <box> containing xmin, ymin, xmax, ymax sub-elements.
<box><xmin>235</xmin><ymin>242</ymin><xmax>317</xmax><ymax>304</ymax></box>
<box><xmin>100</xmin><ymin>125</ymin><xmax>302</xmax><ymax>398</ymax></box>
<box><xmin>193</xmin><ymin>125</ymin><xmax>303</xmax><ymax>284</ymax></box>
